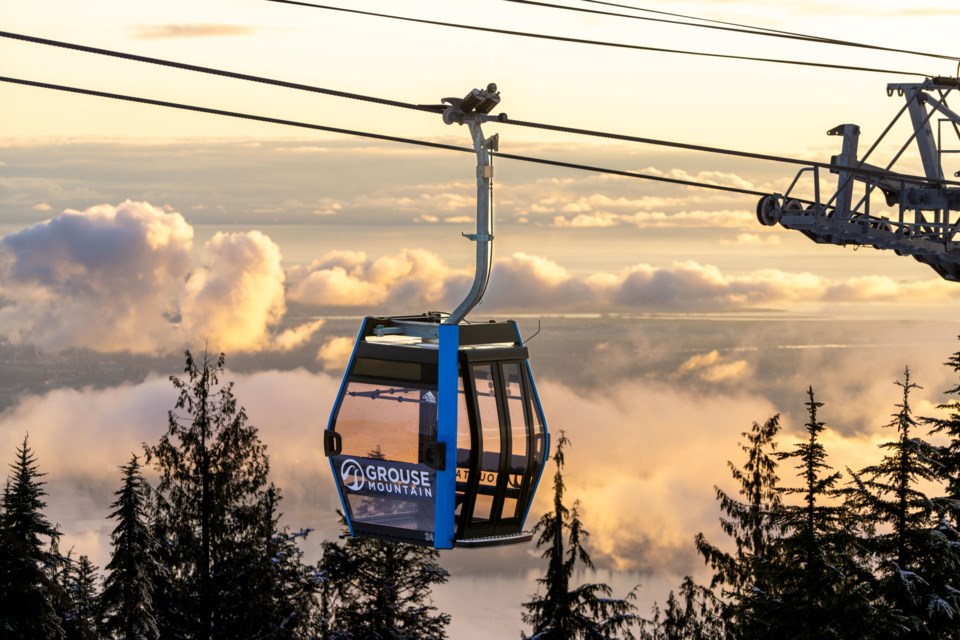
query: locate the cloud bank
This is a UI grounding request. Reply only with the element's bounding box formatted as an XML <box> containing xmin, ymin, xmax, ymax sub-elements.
<box><xmin>2</xmin><ymin>201</ymin><xmax>958</xmax><ymax>356</ymax></box>
<box><xmin>289</xmin><ymin>249</ymin><xmax>960</xmax><ymax>314</ymax></box>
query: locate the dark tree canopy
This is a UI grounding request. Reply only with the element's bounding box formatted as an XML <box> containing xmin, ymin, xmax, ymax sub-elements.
<box><xmin>318</xmin><ymin>513</ymin><xmax>450</xmax><ymax>640</ymax></box>
<box><xmin>65</xmin><ymin>554</ymin><xmax>100</xmax><ymax>640</ymax></box>
<box><xmin>930</xmin><ymin>342</ymin><xmax>960</xmax><ymax>510</ymax></box>
<box><xmin>2</xmin><ymin>434</ymin><xmax>60</xmax><ymax>562</ymax></box>
<box><xmin>695</xmin><ymin>415</ymin><xmax>781</xmax><ymax>637</ymax></box>
<box><xmin>696</xmin><ymin>415</ymin><xmax>782</xmax><ymax>593</ymax></box>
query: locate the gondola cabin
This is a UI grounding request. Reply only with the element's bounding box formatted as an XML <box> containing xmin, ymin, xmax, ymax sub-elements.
<box><xmin>324</xmin><ymin>314</ymin><xmax>549</xmax><ymax>549</ymax></box>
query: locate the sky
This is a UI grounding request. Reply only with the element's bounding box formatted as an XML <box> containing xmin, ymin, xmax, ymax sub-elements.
<box><xmin>2</xmin><ymin>0</ymin><xmax>960</xmax><ymax>637</ymax></box>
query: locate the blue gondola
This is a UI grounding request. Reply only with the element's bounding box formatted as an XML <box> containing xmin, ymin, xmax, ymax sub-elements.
<box><xmin>324</xmin><ymin>314</ymin><xmax>548</xmax><ymax>548</ymax></box>
<box><xmin>323</xmin><ymin>85</ymin><xmax>550</xmax><ymax>548</ymax></box>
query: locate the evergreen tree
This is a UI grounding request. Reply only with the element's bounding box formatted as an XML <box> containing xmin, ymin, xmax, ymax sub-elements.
<box><xmin>930</xmin><ymin>341</ymin><xmax>960</xmax><ymax>517</ymax></box>
<box><xmin>148</xmin><ymin>508</ymin><xmax>181</xmax><ymax>640</ymax></box>
<box><xmin>100</xmin><ymin>454</ymin><xmax>161</xmax><ymax>640</ymax></box>
<box><xmin>639</xmin><ymin>576</ymin><xmax>726</xmax><ymax>640</ymax></box>
<box><xmin>64</xmin><ymin>554</ymin><xmax>100</xmax><ymax>640</ymax></box>
<box><xmin>146</xmin><ymin>349</ymin><xmax>313</xmax><ymax>639</ymax></box>
<box><xmin>318</xmin><ymin>513</ymin><xmax>450</xmax><ymax>640</ymax></box>
<box><xmin>924</xmin><ymin>343</ymin><xmax>960</xmax><ymax>634</ymax></box>
<box><xmin>521</xmin><ymin>432</ymin><xmax>638</xmax><ymax>640</ymax></box>
<box><xmin>763</xmin><ymin>388</ymin><xmax>878</xmax><ymax>639</ymax></box>
<box><xmin>261</xmin><ymin>521</ymin><xmax>322</xmax><ymax>637</ymax></box>
<box><xmin>0</xmin><ymin>434</ymin><xmax>66</xmax><ymax>639</ymax></box>
<box><xmin>695</xmin><ymin>415</ymin><xmax>782</xmax><ymax>635</ymax></box>
<box><xmin>47</xmin><ymin>536</ymin><xmax>79</xmax><ymax>638</ymax></box>
<box><xmin>315</xmin><ymin>563</ymin><xmax>338</xmax><ymax>640</ymax></box>
<box><xmin>850</xmin><ymin>368</ymin><xmax>960</xmax><ymax>638</ymax></box>
<box><xmin>220</xmin><ymin>485</ymin><xmax>320</xmax><ymax>638</ymax></box>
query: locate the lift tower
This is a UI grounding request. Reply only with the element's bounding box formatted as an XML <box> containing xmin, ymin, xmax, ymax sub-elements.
<box><xmin>757</xmin><ymin>77</ymin><xmax>960</xmax><ymax>280</ymax></box>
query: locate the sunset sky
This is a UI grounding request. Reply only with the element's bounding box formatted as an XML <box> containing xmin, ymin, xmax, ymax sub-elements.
<box><xmin>2</xmin><ymin>0</ymin><xmax>960</xmax><ymax>636</ymax></box>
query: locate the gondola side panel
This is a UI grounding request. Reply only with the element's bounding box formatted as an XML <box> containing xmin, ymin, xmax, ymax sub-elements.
<box><xmin>323</xmin><ymin>317</ymin><xmax>371</xmax><ymax>538</ymax></box>
<box><xmin>325</xmin><ymin>317</ymin><xmax>442</xmax><ymax>546</ymax></box>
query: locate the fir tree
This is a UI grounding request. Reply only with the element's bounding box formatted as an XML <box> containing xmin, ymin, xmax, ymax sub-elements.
<box><xmin>64</xmin><ymin>554</ymin><xmax>100</xmax><ymax>640</ymax></box>
<box><xmin>261</xmin><ymin>522</ymin><xmax>321</xmax><ymax>637</ymax></box>
<box><xmin>100</xmin><ymin>454</ymin><xmax>161</xmax><ymax>640</ymax></box>
<box><xmin>219</xmin><ymin>485</ymin><xmax>320</xmax><ymax>638</ymax></box>
<box><xmin>695</xmin><ymin>415</ymin><xmax>782</xmax><ymax>635</ymax></box>
<box><xmin>640</xmin><ymin>576</ymin><xmax>725</xmax><ymax>640</ymax></box>
<box><xmin>315</xmin><ymin>564</ymin><xmax>338</xmax><ymax>640</ymax></box>
<box><xmin>850</xmin><ymin>368</ymin><xmax>960</xmax><ymax>638</ymax></box>
<box><xmin>318</xmin><ymin>513</ymin><xmax>451</xmax><ymax>640</ymax></box>
<box><xmin>0</xmin><ymin>434</ymin><xmax>66</xmax><ymax>639</ymax></box>
<box><xmin>47</xmin><ymin>536</ymin><xmax>78</xmax><ymax>638</ymax></box>
<box><xmin>930</xmin><ymin>340</ymin><xmax>960</xmax><ymax>515</ymax></box>
<box><xmin>763</xmin><ymin>388</ymin><xmax>878</xmax><ymax>639</ymax></box>
<box><xmin>924</xmin><ymin>342</ymin><xmax>960</xmax><ymax>635</ymax></box>
<box><xmin>521</xmin><ymin>432</ymin><xmax>638</xmax><ymax>640</ymax></box>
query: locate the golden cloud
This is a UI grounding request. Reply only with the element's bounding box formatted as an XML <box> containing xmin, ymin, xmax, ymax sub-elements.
<box><xmin>181</xmin><ymin>230</ymin><xmax>287</xmax><ymax>352</ymax></box>
<box><xmin>678</xmin><ymin>350</ymin><xmax>751</xmax><ymax>382</ymax></box>
<box><xmin>316</xmin><ymin>336</ymin><xmax>355</xmax><ymax>371</ymax></box>
<box><xmin>286</xmin><ymin>248</ymin><xmax>469</xmax><ymax>310</ymax></box>
<box><xmin>274</xmin><ymin>319</ymin><xmax>326</xmax><ymax>352</ymax></box>
<box><xmin>0</xmin><ymin>202</ymin><xmax>298</xmax><ymax>354</ymax></box>
<box><xmin>722</xmin><ymin>232</ymin><xmax>781</xmax><ymax>245</ymax></box>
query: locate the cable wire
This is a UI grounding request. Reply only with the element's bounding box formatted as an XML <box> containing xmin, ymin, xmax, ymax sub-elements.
<box><xmin>0</xmin><ymin>76</ymin><xmax>465</xmax><ymax>153</ymax></box>
<box><xmin>0</xmin><ymin>31</ymin><xmax>867</xmax><ymax>171</ymax></box>
<box><xmin>0</xmin><ymin>75</ymin><xmax>766</xmax><ymax>196</ymax></box>
<box><xmin>494</xmin><ymin>151</ymin><xmax>765</xmax><ymax>195</ymax></box>
<box><xmin>0</xmin><ymin>30</ymin><xmax>439</xmax><ymax>114</ymax></box>
<box><xmin>560</xmin><ymin>0</ymin><xmax>960</xmax><ymax>63</ymax></box>
<box><xmin>265</xmin><ymin>0</ymin><xmax>928</xmax><ymax>77</ymax></box>
<box><xmin>507</xmin><ymin>115</ymin><xmax>960</xmax><ymax>186</ymax></box>
<box><xmin>583</xmin><ymin>0</ymin><xmax>847</xmax><ymax>34</ymax></box>
<box><xmin>507</xmin><ymin>117</ymin><xmax>817</xmax><ymax>168</ymax></box>
<box><xmin>4</xmin><ymin>30</ymin><xmax>956</xmax><ymax>186</ymax></box>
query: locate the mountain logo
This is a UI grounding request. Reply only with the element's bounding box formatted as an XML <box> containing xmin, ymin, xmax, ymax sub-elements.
<box><xmin>341</xmin><ymin>459</ymin><xmax>365</xmax><ymax>491</ymax></box>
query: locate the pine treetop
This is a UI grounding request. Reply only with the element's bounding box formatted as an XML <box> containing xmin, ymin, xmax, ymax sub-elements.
<box><xmin>2</xmin><ymin>434</ymin><xmax>60</xmax><ymax>557</ymax></box>
<box><xmin>522</xmin><ymin>431</ymin><xmax>639</xmax><ymax>640</ymax></box>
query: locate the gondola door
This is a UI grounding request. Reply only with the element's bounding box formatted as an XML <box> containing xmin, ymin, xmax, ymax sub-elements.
<box><xmin>456</xmin><ymin>349</ymin><xmax>547</xmax><ymax>545</ymax></box>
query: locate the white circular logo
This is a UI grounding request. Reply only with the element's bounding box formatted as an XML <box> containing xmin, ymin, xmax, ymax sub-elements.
<box><xmin>341</xmin><ymin>459</ymin><xmax>365</xmax><ymax>491</ymax></box>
